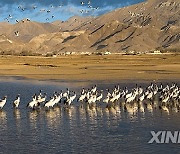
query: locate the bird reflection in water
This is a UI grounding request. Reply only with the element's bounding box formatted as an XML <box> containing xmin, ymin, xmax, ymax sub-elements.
<box><xmin>13</xmin><ymin>109</ymin><xmax>22</xmax><ymax>133</ymax></box>
<box><xmin>86</xmin><ymin>104</ymin><xmax>97</xmax><ymax>117</ymax></box>
<box><xmin>103</xmin><ymin>106</ymin><xmax>110</xmax><ymax>118</ymax></box>
<box><xmin>0</xmin><ymin>110</ymin><xmax>7</xmax><ymax>128</ymax></box>
<box><xmin>45</xmin><ymin>107</ymin><xmax>61</xmax><ymax>131</ymax></box>
<box><xmin>86</xmin><ymin>104</ymin><xmax>98</xmax><ymax>125</ymax></box>
<box><xmin>28</xmin><ymin>110</ymin><xmax>39</xmax><ymax>129</ymax></box>
<box><xmin>96</xmin><ymin>106</ymin><xmax>103</xmax><ymax>117</ymax></box>
<box><xmin>78</xmin><ymin>103</ymin><xmax>87</xmax><ymax>122</ymax></box>
<box><xmin>108</xmin><ymin>102</ymin><xmax>121</xmax><ymax>118</ymax></box>
<box><xmin>13</xmin><ymin>109</ymin><xmax>21</xmax><ymax>120</ymax></box>
<box><xmin>145</xmin><ymin>101</ymin><xmax>153</xmax><ymax>114</ymax></box>
<box><xmin>64</xmin><ymin>105</ymin><xmax>76</xmax><ymax>118</ymax></box>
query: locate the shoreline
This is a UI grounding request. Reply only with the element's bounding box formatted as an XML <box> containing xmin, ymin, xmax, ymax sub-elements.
<box><xmin>0</xmin><ymin>54</ymin><xmax>180</xmax><ymax>81</ymax></box>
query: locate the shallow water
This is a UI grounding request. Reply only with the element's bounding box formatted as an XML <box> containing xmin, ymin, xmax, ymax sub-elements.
<box><xmin>0</xmin><ymin>78</ymin><xmax>180</xmax><ymax>154</ymax></box>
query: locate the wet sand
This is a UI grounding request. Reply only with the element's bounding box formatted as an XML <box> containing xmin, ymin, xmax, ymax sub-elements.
<box><xmin>0</xmin><ymin>54</ymin><xmax>180</xmax><ymax>81</ymax></box>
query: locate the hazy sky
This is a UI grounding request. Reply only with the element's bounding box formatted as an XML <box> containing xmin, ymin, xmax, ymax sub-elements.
<box><xmin>0</xmin><ymin>0</ymin><xmax>145</xmax><ymax>23</ymax></box>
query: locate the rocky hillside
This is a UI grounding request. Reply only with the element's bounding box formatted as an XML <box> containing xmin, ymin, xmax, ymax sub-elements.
<box><xmin>0</xmin><ymin>0</ymin><xmax>179</xmax><ymax>55</ymax></box>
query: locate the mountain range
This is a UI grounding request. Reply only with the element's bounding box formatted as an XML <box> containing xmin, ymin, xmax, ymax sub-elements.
<box><xmin>0</xmin><ymin>0</ymin><xmax>179</xmax><ymax>55</ymax></box>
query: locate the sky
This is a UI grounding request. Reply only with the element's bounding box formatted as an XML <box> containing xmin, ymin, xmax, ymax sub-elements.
<box><xmin>0</xmin><ymin>0</ymin><xmax>145</xmax><ymax>23</ymax></box>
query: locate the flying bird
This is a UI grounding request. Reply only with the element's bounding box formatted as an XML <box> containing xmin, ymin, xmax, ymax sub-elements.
<box><xmin>9</xmin><ymin>14</ymin><xmax>12</xmax><ymax>19</ymax></box>
<box><xmin>33</xmin><ymin>5</ymin><xmax>37</xmax><ymax>9</ymax></box>
<box><xmin>14</xmin><ymin>31</ymin><xmax>19</xmax><ymax>37</ymax></box>
<box><xmin>40</xmin><ymin>9</ymin><xmax>46</xmax><ymax>12</ymax></box>
<box><xmin>81</xmin><ymin>1</ymin><xmax>85</xmax><ymax>5</ymax></box>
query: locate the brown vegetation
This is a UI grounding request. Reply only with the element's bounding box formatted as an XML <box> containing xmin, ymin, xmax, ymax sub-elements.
<box><xmin>0</xmin><ymin>54</ymin><xmax>179</xmax><ymax>81</ymax></box>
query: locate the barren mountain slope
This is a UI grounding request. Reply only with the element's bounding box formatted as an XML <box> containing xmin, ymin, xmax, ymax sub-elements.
<box><xmin>0</xmin><ymin>0</ymin><xmax>179</xmax><ymax>54</ymax></box>
<box><xmin>0</xmin><ymin>20</ymin><xmax>60</xmax><ymax>43</ymax></box>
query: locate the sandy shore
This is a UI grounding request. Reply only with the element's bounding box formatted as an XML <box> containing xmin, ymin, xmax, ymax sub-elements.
<box><xmin>0</xmin><ymin>54</ymin><xmax>180</xmax><ymax>81</ymax></box>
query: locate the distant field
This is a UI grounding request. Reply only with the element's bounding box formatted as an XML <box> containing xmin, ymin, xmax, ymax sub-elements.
<box><xmin>0</xmin><ymin>54</ymin><xmax>180</xmax><ymax>81</ymax></box>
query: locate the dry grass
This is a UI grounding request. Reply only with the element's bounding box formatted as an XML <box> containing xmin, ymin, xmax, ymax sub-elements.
<box><xmin>0</xmin><ymin>54</ymin><xmax>180</xmax><ymax>81</ymax></box>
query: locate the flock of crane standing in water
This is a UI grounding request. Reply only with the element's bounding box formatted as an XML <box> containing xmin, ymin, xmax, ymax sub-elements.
<box><xmin>0</xmin><ymin>83</ymin><xmax>180</xmax><ymax>115</ymax></box>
